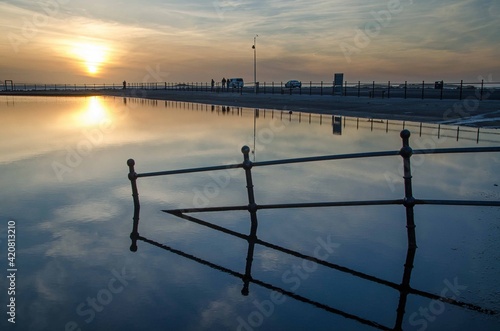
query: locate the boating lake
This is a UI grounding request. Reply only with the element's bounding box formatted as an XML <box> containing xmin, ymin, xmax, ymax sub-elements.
<box><xmin>0</xmin><ymin>95</ymin><xmax>499</xmax><ymax>330</ymax></box>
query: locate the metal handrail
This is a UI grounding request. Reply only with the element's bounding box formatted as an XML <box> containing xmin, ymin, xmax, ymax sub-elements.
<box><xmin>126</xmin><ymin>129</ymin><xmax>500</xmax><ymax>329</ymax></box>
<box><xmin>128</xmin><ymin>129</ymin><xmax>500</xmax><ymax>248</ymax></box>
<box><xmin>134</xmin><ymin>147</ymin><xmax>500</xmax><ymax>178</ymax></box>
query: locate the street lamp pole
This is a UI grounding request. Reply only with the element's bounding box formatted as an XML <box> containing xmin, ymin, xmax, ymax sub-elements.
<box><xmin>252</xmin><ymin>35</ymin><xmax>258</xmax><ymax>94</ymax></box>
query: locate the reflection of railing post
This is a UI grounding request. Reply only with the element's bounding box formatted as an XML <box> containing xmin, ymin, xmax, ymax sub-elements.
<box><xmin>394</xmin><ymin>243</ymin><xmax>417</xmax><ymax>330</ymax></box>
<box><xmin>128</xmin><ymin>159</ymin><xmax>141</xmax><ymax>252</ymax></box>
<box><xmin>241</xmin><ymin>146</ymin><xmax>259</xmax><ymax>295</ymax></box>
<box><xmin>399</xmin><ymin>130</ymin><xmax>417</xmax><ymax>249</ymax></box>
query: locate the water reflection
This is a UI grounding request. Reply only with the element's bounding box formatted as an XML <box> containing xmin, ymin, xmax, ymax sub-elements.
<box><xmin>78</xmin><ymin>97</ymin><xmax>109</xmax><ymax>126</ymax></box>
<box><xmin>127</xmin><ymin>129</ymin><xmax>499</xmax><ymax>330</ymax></box>
<box><xmin>1</xmin><ymin>96</ymin><xmax>499</xmax><ymax>330</ymax></box>
<box><xmin>126</xmin><ymin>97</ymin><xmax>500</xmax><ymax>146</ymax></box>
<box><xmin>134</xmin><ymin>214</ymin><xmax>494</xmax><ymax>330</ymax></box>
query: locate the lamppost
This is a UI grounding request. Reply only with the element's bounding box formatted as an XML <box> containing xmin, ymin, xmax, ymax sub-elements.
<box><xmin>252</xmin><ymin>35</ymin><xmax>258</xmax><ymax>94</ymax></box>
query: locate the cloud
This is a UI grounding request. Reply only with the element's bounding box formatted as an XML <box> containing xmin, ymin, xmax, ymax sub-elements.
<box><xmin>0</xmin><ymin>0</ymin><xmax>498</xmax><ymax>82</ymax></box>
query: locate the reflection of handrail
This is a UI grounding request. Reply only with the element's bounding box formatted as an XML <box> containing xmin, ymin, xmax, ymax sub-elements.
<box><xmin>135</xmin><ymin>234</ymin><xmax>393</xmax><ymax>330</ymax></box>
<box><xmin>158</xmin><ymin>99</ymin><xmax>500</xmax><ymax>143</ymax></box>
<box><xmin>119</xmin><ymin>97</ymin><xmax>500</xmax><ymax>142</ymax></box>
<box><xmin>163</xmin><ymin>210</ymin><xmax>496</xmax><ymax>315</ymax></box>
<box><xmin>127</xmin><ymin>130</ymin><xmax>500</xmax><ymax>329</ymax></box>
<box><xmin>135</xmin><ymin>227</ymin><xmax>494</xmax><ymax>331</ymax></box>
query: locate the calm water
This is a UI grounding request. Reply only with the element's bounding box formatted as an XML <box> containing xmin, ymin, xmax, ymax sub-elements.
<box><xmin>1</xmin><ymin>96</ymin><xmax>499</xmax><ymax>331</ymax></box>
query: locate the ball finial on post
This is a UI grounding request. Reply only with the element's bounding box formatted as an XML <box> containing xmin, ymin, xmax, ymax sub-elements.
<box><xmin>400</xmin><ymin>130</ymin><xmax>413</xmax><ymax>157</ymax></box>
<box><xmin>241</xmin><ymin>146</ymin><xmax>253</xmax><ymax>169</ymax></box>
<box><xmin>400</xmin><ymin>129</ymin><xmax>411</xmax><ymax>140</ymax></box>
<box><xmin>241</xmin><ymin>145</ymin><xmax>251</xmax><ymax>155</ymax></box>
<box><xmin>127</xmin><ymin>159</ymin><xmax>137</xmax><ymax>180</ymax></box>
<box><xmin>400</xmin><ymin>130</ymin><xmax>411</xmax><ymax>147</ymax></box>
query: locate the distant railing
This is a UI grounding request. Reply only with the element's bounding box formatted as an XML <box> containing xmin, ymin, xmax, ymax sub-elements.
<box><xmin>126</xmin><ymin>130</ymin><xmax>499</xmax><ymax>330</ymax></box>
<box><xmin>3</xmin><ymin>79</ymin><xmax>500</xmax><ymax>100</ymax></box>
<box><xmin>0</xmin><ymin>82</ymin><xmax>122</xmax><ymax>91</ymax></box>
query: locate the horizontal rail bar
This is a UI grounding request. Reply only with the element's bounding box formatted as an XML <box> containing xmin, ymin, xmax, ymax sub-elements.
<box><xmin>164</xmin><ymin>198</ymin><xmax>500</xmax><ymax>215</ymax></box>
<box><xmin>137</xmin><ymin>235</ymin><xmax>392</xmax><ymax>330</ymax></box>
<box><xmin>165</xmin><ymin>205</ymin><xmax>249</xmax><ymax>214</ymax></box>
<box><xmin>136</xmin><ymin>151</ymin><xmax>400</xmax><ymax>179</ymax></box>
<box><xmin>258</xmin><ymin>200</ymin><xmax>404</xmax><ymax>209</ymax></box>
<box><xmin>415</xmin><ymin>199</ymin><xmax>500</xmax><ymax>207</ymax></box>
<box><xmin>164</xmin><ymin>210</ymin><xmax>248</xmax><ymax>240</ymax></box>
<box><xmin>138</xmin><ymin>234</ymin><xmax>245</xmax><ymax>277</ymax></box>
<box><xmin>137</xmin><ymin>163</ymin><xmax>242</xmax><ymax>178</ymax></box>
<box><xmin>413</xmin><ymin>147</ymin><xmax>500</xmax><ymax>155</ymax></box>
<box><xmin>249</xmin><ymin>275</ymin><xmax>392</xmax><ymax>330</ymax></box>
<box><xmin>408</xmin><ymin>287</ymin><xmax>498</xmax><ymax>315</ymax></box>
<box><xmin>252</xmin><ymin>151</ymin><xmax>400</xmax><ymax>167</ymax></box>
<box><xmin>135</xmin><ymin>147</ymin><xmax>500</xmax><ymax>180</ymax></box>
<box><xmin>255</xmin><ymin>238</ymin><xmax>496</xmax><ymax>314</ymax></box>
<box><xmin>156</xmin><ymin>211</ymin><xmax>499</xmax><ymax>315</ymax></box>
<box><xmin>165</xmin><ymin>201</ymin><xmax>403</xmax><ymax>214</ymax></box>
<box><xmin>256</xmin><ymin>238</ymin><xmax>401</xmax><ymax>290</ymax></box>
<box><xmin>162</xmin><ymin>211</ymin><xmax>402</xmax><ymax>290</ymax></box>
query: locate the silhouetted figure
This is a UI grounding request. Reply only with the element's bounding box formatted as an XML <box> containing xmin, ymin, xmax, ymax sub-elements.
<box><xmin>123</xmin><ymin>80</ymin><xmax>127</xmax><ymax>89</ymax></box>
<box><xmin>211</xmin><ymin>79</ymin><xmax>214</xmax><ymax>92</ymax></box>
<box><xmin>222</xmin><ymin>77</ymin><xmax>226</xmax><ymax>91</ymax></box>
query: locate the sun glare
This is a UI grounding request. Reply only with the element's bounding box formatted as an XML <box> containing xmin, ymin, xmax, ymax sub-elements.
<box><xmin>81</xmin><ymin>97</ymin><xmax>108</xmax><ymax>125</ymax></box>
<box><xmin>72</xmin><ymin>43</ymin><xmax>108</xmax><ymax>76</ymax></box>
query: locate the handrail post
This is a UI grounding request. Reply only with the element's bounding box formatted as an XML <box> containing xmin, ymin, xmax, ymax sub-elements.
<box><xmin>128</xmin><ymin>159</ymin><xmax>141</xmax><ymax>252</ymax></box>
<box><xmin>241</xmin><ymin>146</ymin><xmax>258</xmax><ymax>295</ymax></box>
<box><xmin>399</xmin><ymin>130</ymin><xmax>417</xmax><ymax>249</ymax></box>
<box><xmin>395</xmin><ymin>131</ymin><xmax>419</xmax><ymax>329</ymax></box>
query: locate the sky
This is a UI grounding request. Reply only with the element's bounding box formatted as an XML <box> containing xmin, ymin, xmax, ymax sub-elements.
<box><xmin>0</xmin><ymin>0</ymin><xmax>499</xmax><ymax>84</ymax></box>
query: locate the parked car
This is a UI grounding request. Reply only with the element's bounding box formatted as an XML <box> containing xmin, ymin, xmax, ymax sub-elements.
<box><xmin>285</xmin><ymin>80</ymin><xmax>302</xmax><ymax>88</ymax></box>
<box><xmin>228</xmin><ymin>78</ymin><xmax>244</xmax><ymax>88</ymax></box>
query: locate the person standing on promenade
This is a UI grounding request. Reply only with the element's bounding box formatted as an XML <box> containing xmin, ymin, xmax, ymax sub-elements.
<box><xmin>211</xmin><ymin>79</ymin><xmax>215</xmax><ymax>91</ymax></box>
<box><xmin>222</xmin><ymin>77</ymin><xmax>226</xmax><ymax>91</ymax></box>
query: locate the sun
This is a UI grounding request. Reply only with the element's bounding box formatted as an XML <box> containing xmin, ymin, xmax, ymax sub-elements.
<box><xmin>72</xmin><ymin>43</ymin><xmax>108</xmax><ymax>76</ymax></box>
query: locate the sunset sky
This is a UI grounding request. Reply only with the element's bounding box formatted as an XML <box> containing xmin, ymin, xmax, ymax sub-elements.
<box><xmin>0</xmin><ymin>0</ymin><xmax>499</xmax><ymax>85</ymax></box>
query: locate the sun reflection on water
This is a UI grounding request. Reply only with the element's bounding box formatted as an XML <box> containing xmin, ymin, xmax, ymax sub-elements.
<box><xmin>79</xmin><ymin>97</ymin><xmax>109</xmax><ymax>126</ymax></box>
